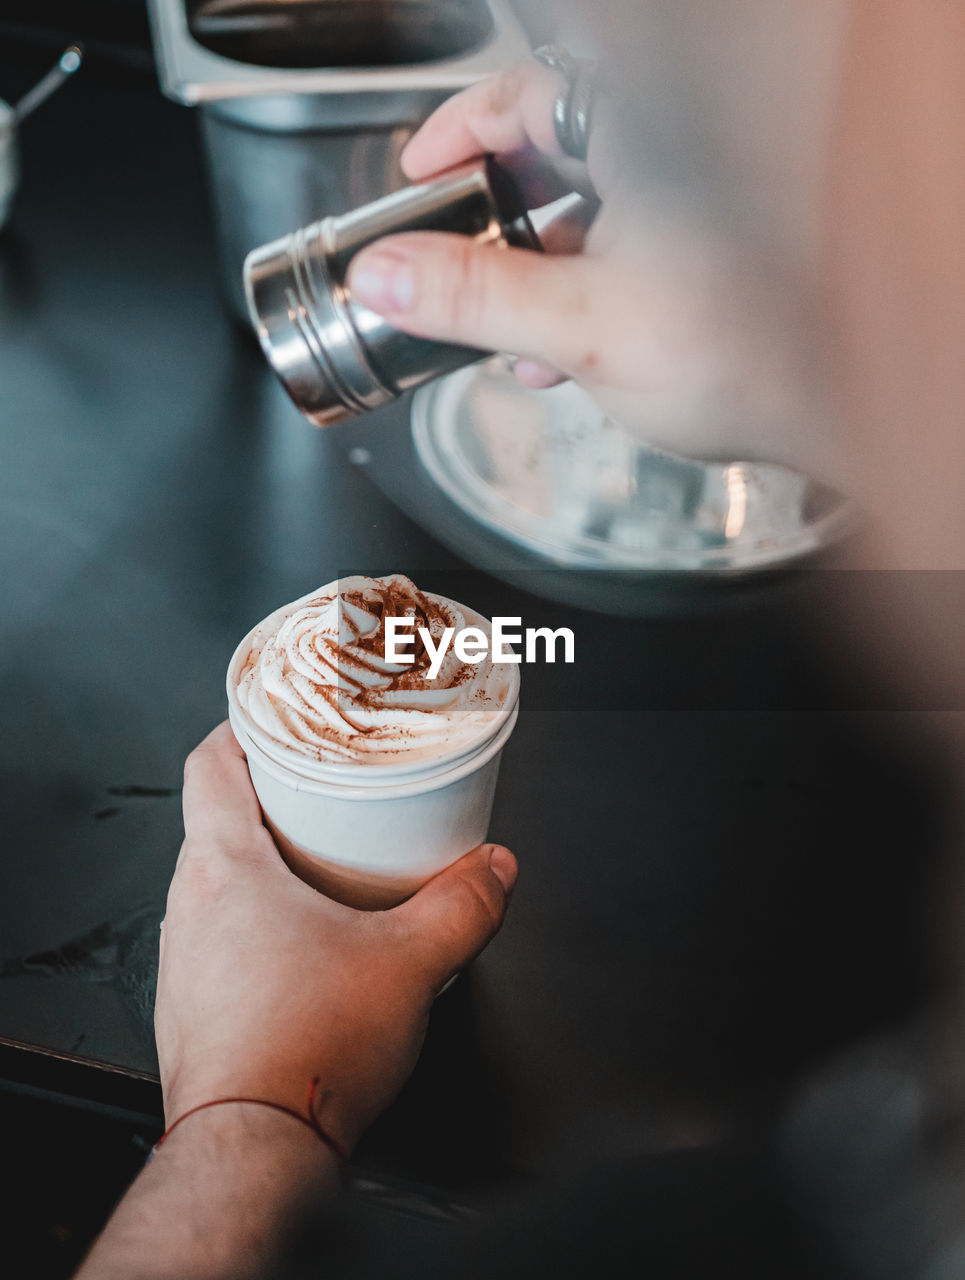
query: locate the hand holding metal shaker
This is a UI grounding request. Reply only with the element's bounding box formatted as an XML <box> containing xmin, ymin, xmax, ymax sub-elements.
<box><xmin>243</xmin><ymin>157</ymin><xmax>540</xmax><ymax>426</ymax></box>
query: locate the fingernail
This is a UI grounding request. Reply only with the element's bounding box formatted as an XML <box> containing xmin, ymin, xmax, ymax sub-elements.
<box><xmin>514</xmin><ymin>360</ymin><xmax>564</xmax><ymax>389</ymax></box>
<box><xmin>349</xmin><ymin>251</ymin><xmax>416</xmax><ymax>313</ymax></box>
<box><xmin>488</xmin><ymin>845</ymin><xmax>517</xmax><ymax>894</ymax></box>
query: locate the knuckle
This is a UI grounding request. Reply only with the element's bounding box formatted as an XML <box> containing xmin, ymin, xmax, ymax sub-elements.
<box><xmin>437</xmin><ymin>240</ymin><xmax>488</xmax><ymax>337</ymax></box>
<box><xmin>169</xmin><ymin>840</ymin><xmax>231</xmax><ymax>905</ymax></box>
<box><xmin>571</xmin><ymin>346</ymin><xmax>602</xmax><ymax>379</ymax></box>
<box><xmin>182</xmin><ymin>744</ymin><xmax>209</xmax><ymax>786</ymax></box>
<box><xmin>481</xmin><ymin>62</ymin><xmax>528</xmax><ymax>117</ymax></box>
<box><xmin>548</xmin><ymin>267</ymin><xmax>600</xmax><ymax>376</ymax></box>
<box><xmin>455</xmin><ymin>867</ymin><xmax>504</xmax><ymax>933</ymax></box>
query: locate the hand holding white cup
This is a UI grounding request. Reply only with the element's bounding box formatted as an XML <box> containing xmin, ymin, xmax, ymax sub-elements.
<box><xmin>226</xmin><ymin>574</ymin><xmax>520</xmax><ymax>910</ymax></box>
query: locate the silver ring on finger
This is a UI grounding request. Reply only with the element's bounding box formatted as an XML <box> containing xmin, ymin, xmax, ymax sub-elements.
<box><xmin>532</xmin><ymin>44</ymin><xmax>598</xmax><ymax>162</ymax></box>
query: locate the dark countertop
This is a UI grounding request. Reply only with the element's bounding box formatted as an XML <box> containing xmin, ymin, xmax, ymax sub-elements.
<box><xmin>0</xmin><ymin>49</ymin><xmax>939</xmax><ymax>1194</ymax></box>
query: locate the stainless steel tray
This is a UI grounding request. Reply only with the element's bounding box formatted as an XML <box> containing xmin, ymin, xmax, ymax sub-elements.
<box><xmin>146</xmin><ymin>0</ymin><xmax>531</xmax><ymax>317</ymax></box>
<box><xmin>147</xmin><ymin>0</ymin><xmax>530</xmax><ymax>109</ymax></box>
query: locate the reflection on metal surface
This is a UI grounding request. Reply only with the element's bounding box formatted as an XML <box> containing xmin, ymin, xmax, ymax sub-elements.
<box><xmin>244</xmin><ymin>158</ymin><xmax>538</xmax><ymax>426</ymax></box>
<box><xmin>412</xmin><ymin>360</ymin><xmax>854</xmax><ymax>574</ymax></box>
<box><xmin>723</xmin><ymin>464</ymin><xmax>748</xmax><ymax>541</ymax></box>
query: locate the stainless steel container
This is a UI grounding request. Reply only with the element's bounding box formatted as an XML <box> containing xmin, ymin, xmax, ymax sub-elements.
<box><xmin>244</xmin><ymin>156</ymin><xmax>540</xmax><ymax>424</ymax></box>
<box><xmin>146</xmin><ymin>0</ymin><xmax>530</xmax><ymax>317</ymax></box>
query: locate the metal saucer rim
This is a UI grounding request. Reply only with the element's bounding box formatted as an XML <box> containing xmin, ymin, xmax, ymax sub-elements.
<box><xmin>411</xmin><ymin>365</ymin><xmax>856</xmax><ymax>577</ymax></box>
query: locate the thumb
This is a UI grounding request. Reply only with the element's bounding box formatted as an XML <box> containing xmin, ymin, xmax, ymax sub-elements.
<box><xmin>392</xmin><ymin>843</ymin><xmax>518</xmax><ymax>988</ymax></box>
<box><xmin>346</xmin><ymin>232</ymin><xmax>595</xmax><ymax>375</ymax></box>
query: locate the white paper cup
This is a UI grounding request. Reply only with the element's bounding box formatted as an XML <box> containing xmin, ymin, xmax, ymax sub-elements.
<box><xmin>226</xmin><ymin>610</ymin><xmax>520</xmax><ymax>910</ymax></box>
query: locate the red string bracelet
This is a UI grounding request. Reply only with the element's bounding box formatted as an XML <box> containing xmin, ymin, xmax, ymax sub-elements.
<box><xmin>152</xmin><ymin>1077</ymin><xmax>349</xmax><ymax>1168</ymax></box>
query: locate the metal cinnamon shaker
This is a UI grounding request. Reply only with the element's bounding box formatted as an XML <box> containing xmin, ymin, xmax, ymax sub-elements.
<box><xmin>243</xmin><ymin>156</ymin><xmax>540</xmax><ymax>426</ymax></box>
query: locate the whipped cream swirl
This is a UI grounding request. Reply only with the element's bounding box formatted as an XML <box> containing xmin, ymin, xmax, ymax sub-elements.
<box><xmin>234</xmin><ymin>575</ymin><xmax>516</xmax><ymax>765</ymax></box>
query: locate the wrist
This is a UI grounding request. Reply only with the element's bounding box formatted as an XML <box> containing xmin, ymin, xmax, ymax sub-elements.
<box><xmin>157</xmin><ymin>1098</ymin><xmax>342</xmax><ymax>1182</ymax></box>
<box><xmin>160</xmin><ymin>1100</ymin><xmax>345</xmax><ymax>1177</ymax></box>
<box><xmin>162</xmin><ymin>1065</ymin><xmax>361</xmax><ymax>1160</ymax></box>
<box><xmin>77</xmin><ymin>1101</ymin><xmax>340</xmax><ymax>1280</ymax></box>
